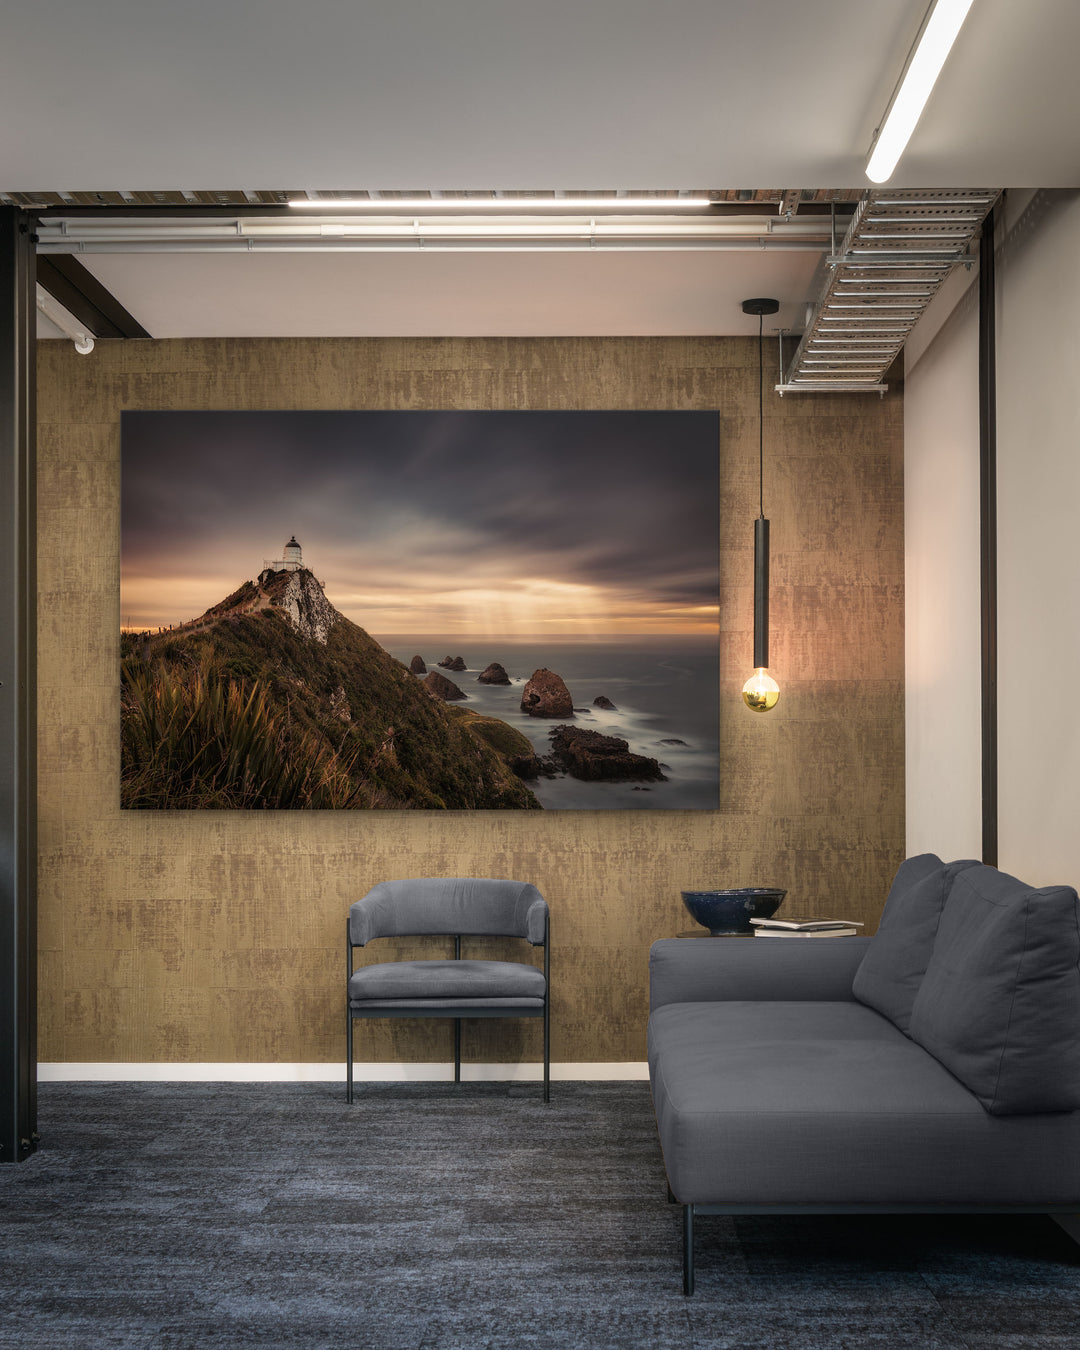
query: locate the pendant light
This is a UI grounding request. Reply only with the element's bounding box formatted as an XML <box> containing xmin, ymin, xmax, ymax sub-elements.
<box><xmin>741</xmin><ymin>298</ymin><xmax>781</xmax><ymax>713</ymax></box>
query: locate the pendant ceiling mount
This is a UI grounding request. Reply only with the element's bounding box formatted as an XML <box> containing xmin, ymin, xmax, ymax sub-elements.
<box><xmin>741</xmin><ymin>298</ymin><xmax>780</xmax><ymax>318</ymax></box>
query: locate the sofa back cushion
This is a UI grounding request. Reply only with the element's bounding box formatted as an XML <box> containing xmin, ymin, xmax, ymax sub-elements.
<box><xmin>852</xmin><ymin>854</ymin><xmax>980</xmax><ymax>1032</ymax></box>
<box><xmin>908</xmin><ymin>865</ymin><xmax>1080</xmax><ymax>1115</ymax></box>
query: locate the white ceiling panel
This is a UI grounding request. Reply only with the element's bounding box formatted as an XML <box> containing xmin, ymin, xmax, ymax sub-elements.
<box><xmin>68</xmin><ymin>250</ymin><xmax>821</xmax><ymax>338</ymax></box>
<box><xmin>4</xmin><ymin>0</ymin><xmax>1078</xmax><ymax>191</ymax></box>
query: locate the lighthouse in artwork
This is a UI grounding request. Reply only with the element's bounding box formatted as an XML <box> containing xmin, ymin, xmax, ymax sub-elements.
<box><xmin>282</xmin><ymin>535</ymin><xmax>302</xmax><ymax>571</ymax></box>
<box><xmin>265</xmin><ymin>535</ymin><xmax>304</xmax><ymax>573</ymax></box>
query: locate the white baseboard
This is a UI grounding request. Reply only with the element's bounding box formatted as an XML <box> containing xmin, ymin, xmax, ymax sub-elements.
<box><xmin>37</xmin><ymin>1061</ymin><xmax>650</xmax><ymax>1083</ymax></box>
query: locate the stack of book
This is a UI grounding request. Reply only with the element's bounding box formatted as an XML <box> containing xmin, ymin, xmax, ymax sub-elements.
<box><xmin>749</xmin><ymin>918</ymin><xmax>864</xmax><ymax>939</ymax></box>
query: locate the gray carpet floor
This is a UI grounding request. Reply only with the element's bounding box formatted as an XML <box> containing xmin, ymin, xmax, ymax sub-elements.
<box><xmin>1</xmin><ymin>1082</ymin><xmax>1078</xmax><ymax>1349</ymax></box>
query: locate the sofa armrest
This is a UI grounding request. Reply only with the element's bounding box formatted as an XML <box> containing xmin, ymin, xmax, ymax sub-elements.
<box><xmin>648</xmin><ymin>936</ymin><xmax>873</xmax><ymax>1011</ymax></box>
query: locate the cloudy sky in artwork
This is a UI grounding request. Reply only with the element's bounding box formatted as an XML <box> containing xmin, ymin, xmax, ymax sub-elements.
<box><xmin>121</xmin><ymin>410</ymin><xmax>719</xmax><ymax>636</ymax></box>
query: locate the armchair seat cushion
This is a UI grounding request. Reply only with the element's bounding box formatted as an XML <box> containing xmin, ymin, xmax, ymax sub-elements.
<box><xmin>349</xmin><ymin>958</ymin><xmax>545</xmax><ymax>1005</ymax></box>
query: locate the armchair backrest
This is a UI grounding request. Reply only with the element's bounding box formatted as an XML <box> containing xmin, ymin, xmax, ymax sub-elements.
<box><xmin>349</xmin><ymin>877</ymin><xmax>548</xmax><ymax>947</ymax></box>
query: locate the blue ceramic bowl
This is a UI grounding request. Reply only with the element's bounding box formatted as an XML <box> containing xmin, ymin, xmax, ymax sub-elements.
<box><xmin>681</xmin><ymin>887</ymin><xmax>787</xmax><ymax>935</ymax></box>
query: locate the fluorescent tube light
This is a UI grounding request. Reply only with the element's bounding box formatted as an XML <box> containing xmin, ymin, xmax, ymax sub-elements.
<box><xmin>288</xmin><ymin>196</ymin><xmax>714</xmax><ymax>212</ymax></box>
<box><xmin>865</xmin><ymin>0</ymin><xmax>976</xmax><ymax>183</ymax></box>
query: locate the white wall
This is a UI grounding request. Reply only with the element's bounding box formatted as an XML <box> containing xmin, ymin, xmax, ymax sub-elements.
<box><xmin>995</xmin><ymin>190</ymin><xmax>1080</xmax><ymax>884</ymax></box>
<box><xmin>905</xmin><ymin>189</ymin><xmax>1080</xmax><ymax>887</ymax></box>
<box><xmin>904</xmin><ymin>265</ymin><xmax>983</xmax><ymax>860</ymax></box>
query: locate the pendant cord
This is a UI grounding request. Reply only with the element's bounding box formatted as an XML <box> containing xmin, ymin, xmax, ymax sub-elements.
<box><xmin>757</xmin><ymin>310</ymin><xmax>765</xmax><ymax>519</ymax></box>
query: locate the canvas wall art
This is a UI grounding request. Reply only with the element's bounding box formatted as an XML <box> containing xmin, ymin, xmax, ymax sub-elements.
<box><xmin>120</xmin><ymin>410</ymin><xmax>720</xmax><ymax>810</ymax></box>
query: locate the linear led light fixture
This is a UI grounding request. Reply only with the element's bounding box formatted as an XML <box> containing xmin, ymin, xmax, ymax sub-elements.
<box><xmin>288</xmin><ymin>195</ymin><xmax>715</xmax><ymax>211</ymax></box>
<box><xmin>36</xmin><ymin>215</ymin><xmax>832</xmax><ymax>256</ymax></box>
<box><xmin>865</xmin><ymin>0</ymin><xmax>976</xmax><ymax>183</ymax></box>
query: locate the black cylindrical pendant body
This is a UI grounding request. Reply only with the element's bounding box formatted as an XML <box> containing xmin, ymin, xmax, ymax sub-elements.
<box><xmin>753</xmin><ymin>516</ymin><xmax>769</xmax><ymax>669</ymax></box>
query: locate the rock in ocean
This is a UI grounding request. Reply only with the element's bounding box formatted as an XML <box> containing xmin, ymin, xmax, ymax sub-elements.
<box><xmin>520</xmin><ymin>668</ymin><xmax>574</xmax><ymax>718</ymax></box>
<box><xmin>410</xmin><ymin>655</ymin><xmax>427</xmax><ymax>674</ymax></box>
<box><xmin>423</xmin><ymin>670</ymin><xmax>466</xmax><ymax>701</ymax></box>
<box><xmin>478</xmin><ymin>661</ymin><xmax>512</xmax><ymax>685</ymax></box>
<box><xmin>438</xmin><ymin>655</ymin><xmax>467</xmax><ymax>672</ymax></box>
<box><xmin>548</xmin><ymin>725</ymin><xmax>666</xmax><ymax>782</ymax></box>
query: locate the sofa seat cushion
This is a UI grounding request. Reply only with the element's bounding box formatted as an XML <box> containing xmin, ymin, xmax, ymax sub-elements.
<box><xmin>349</xmin><ymin>958</ymin><xmax>545</xmax><ymax>1005</ymax></box>
<box><xmin>648</xmin><ymin>1001</ymin><xmax>1080</xmax><ymax>1206</ymax></box>
<box><xmin>852</xmin><ymin>853</ymin><xmax>979</xmax><ymax>1032</ymax></box>
<box><xmin>908</xmin><ymin>865</ymin><xmax>1080</xmax><ymax>1114</ymax></box>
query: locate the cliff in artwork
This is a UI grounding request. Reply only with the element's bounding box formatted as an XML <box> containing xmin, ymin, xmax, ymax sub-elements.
<box><xmin>120</xmin><ymin>569</ymin><xmax>540</xmax><ymax>811</ymax></box>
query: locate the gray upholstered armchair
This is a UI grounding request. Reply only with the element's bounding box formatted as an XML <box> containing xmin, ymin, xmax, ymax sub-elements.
<box><xmin>346</xmin><ymin>877</ymin><xmax>550</xmax><ymax>1103</ymax></box>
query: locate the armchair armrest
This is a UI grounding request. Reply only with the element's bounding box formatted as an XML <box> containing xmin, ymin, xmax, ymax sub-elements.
<box><xmin>648</xmin><ymin>936</ymin><xmax>873</xmax><ymax>1011</ymax></box>
<box><xmin>525</xmin><ymin>897</ymin><xmax>549</xmax><ymax>946</ymax></box>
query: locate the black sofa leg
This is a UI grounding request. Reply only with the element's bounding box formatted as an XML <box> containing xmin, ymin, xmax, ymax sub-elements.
<box><xmin>683</xmin><ymin>1205</ymin><xmax>695</xmax><ymax>1296</ymax></box>
<box><xmin>454</xmin><ymin>1018</ymin><xmax>461</xmax><ymax>1083</ymax></box>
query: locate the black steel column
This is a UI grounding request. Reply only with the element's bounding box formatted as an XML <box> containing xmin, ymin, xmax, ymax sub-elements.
<box><xmin>979</xmin><ymin>204</ymin><xmax>998</xmax><ymax>867</ymax></box>
<box><xmin>0</xmin><ymin>207</ymin><xmax>37</xmax><ymax>1162</ymax></box>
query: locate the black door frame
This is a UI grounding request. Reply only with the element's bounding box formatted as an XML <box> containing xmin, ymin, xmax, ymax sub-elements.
<box><xmin>0</xmin><ymin>206</ymin><xmax>38</xmax><ymax>1163</ymax></box>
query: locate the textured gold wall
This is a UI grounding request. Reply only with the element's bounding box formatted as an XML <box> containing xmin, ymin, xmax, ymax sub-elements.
<box><xmin>36</xmin><ymin>337</ymin><xmax>904</xmax><ymax>1065</ymax></box>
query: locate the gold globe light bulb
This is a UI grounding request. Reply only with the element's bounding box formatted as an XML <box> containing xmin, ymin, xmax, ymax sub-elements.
<box><xmin>742</xmin><ymin>667</ymin><xmax>780</xmax><ymax>713</ymax></box>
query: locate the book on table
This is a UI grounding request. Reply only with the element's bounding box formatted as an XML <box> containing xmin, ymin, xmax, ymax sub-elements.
<box><xmin>749</xmin><ymin>917</ymin><xmax>864</xmax><ymax>938</ymax></box>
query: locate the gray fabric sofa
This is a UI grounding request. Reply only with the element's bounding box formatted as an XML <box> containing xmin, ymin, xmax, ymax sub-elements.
<box><xmin>648</xmin><ymin>855</ymin><xmax>1080</xmax><ymax>1293</ymax></box>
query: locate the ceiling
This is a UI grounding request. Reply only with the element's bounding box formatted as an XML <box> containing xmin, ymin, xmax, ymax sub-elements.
<box><xmin>5</xmin><ymin>0</ymin><xmax>1078</xmax><ymax>342</ymax></box>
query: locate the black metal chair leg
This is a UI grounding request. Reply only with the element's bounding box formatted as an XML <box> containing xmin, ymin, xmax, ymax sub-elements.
<box><xmin>346</xmin><ymin>1011</ymin><xmax>354</xmax><ymax>1104</ymax></box>
<box><xmin>454</xmin><ymin>1018</ymin><xmax>461</xmax><ymax>1083</ymax></box>
<box><xmin>543</xmin><ymin>1001</ymin><xmax>550</xmax><ymax>1102</ymax></box>
<box><xmin>683</xmin><ymin>1205</ymin><xmax>695</xmax><ymax>1296</ymax></box>
<box><xmin>346</xmin><ymin>920</ymin><xmax>355</xmax><ymax>1104</ymax></box>
<box><xmin>542</xmin><ymin>915</ymin><xmax>551</xmax><ymax>1102</ymax></box>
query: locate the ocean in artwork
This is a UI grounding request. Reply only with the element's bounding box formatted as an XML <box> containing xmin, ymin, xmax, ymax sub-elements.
<box><xmin>377</xmin><ymin>635</ymin><xmax>719</xmax><ymax>810</ymax></box>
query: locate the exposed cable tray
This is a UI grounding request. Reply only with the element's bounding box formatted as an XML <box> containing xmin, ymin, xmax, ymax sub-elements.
<box><xmin>779</xmin><ymin>189</ymin><xmax>1000</xmax><ymax>395</ymax></box>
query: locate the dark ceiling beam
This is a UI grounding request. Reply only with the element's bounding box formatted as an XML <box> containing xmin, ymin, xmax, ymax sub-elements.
<box><xmin>30</xmin><ymin>201</ymin><xmax>856</xmax><ymax>221</ymax></box>
<box><xmin>36</xmin><ymin>255</ymin><xmax>150</xmax><ymax>340</ymax></box>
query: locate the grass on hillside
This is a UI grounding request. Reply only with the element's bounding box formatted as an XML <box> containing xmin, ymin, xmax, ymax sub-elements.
<box><xmin>120</xmin><ymin>612</ymin><xmax>541</xmax><ymax>811</ymax></box>
<box><xmin>121</xmin><ymin>658</ymin><xmax>371</xmax><ymax>809</ymax></box>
